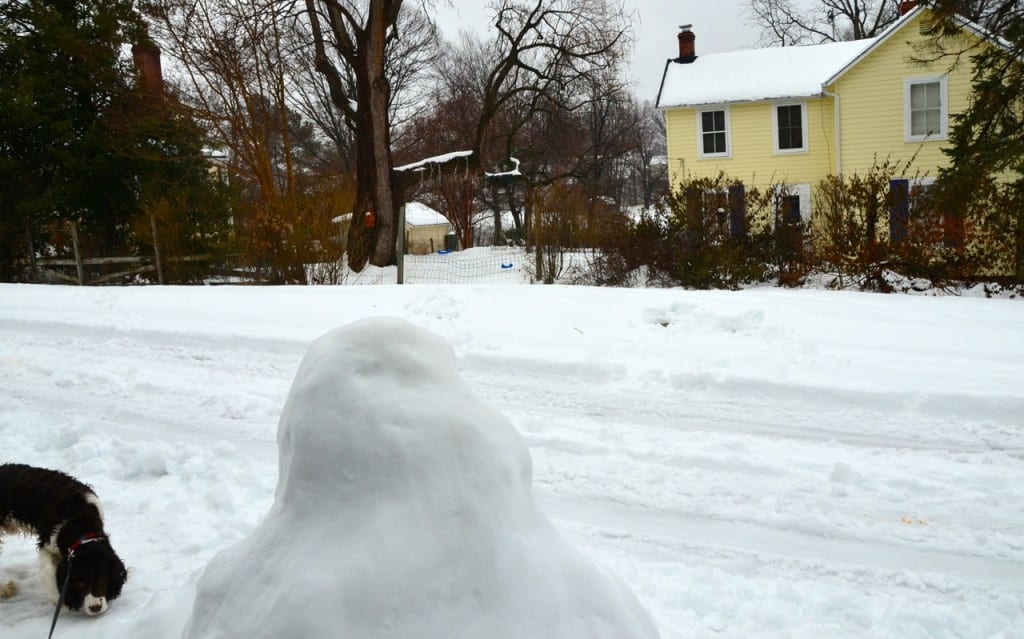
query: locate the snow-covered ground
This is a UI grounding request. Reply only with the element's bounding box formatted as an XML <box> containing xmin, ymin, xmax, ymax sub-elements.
<box><xmin>1</xmin><ymin>282</ymin><xmax>1022</xmax><ymax>638</ymax></box>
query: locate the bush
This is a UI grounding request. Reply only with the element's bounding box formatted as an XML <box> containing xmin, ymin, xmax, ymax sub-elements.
<box><xmin>572</xmin><ymin>159</ymin><xmax>1020</xmax><ymax>291</ymax></box>
<box><xmin>596</xmin><ymin>173</ymin><xmax>795</xmax><ymax>289</ymax></box>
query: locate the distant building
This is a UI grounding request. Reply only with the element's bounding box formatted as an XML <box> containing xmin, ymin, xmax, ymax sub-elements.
<box><xmin>332</xmin><ymin>202</ymin><xmax>454</xmax><ymax>255</ymax></box>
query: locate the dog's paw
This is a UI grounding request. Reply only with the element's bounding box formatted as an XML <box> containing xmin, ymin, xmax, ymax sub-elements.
<box><xmin>0</xmin><ymin>580</ymin><xmax>17</xmax><ymax>599</ymax></box>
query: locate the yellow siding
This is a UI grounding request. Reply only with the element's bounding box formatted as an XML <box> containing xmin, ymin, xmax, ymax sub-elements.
<box><xmin>665</xmin><ymin>98</ymin><xmax>836</xmax><ymax>191</ymax></box>
<box><xmin>664</xmin><ymin>107</ymin><xmax>697</xmax><ymax>187</ymax></box>
<box><xmin>826</xmin><ymin>10</ymin><xmax>978</xmax><ymax>177</ymax></box>
<box><xmin>406</xmin><ymin>224</ymin><xmax>451</xmax><ymax>255</ymax></box>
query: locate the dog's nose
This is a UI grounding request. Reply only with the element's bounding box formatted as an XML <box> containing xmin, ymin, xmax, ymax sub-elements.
<box><xmin>89</xmin><ymin>603</ymin><xmax>103</xmax><ymax>614</ymax></box>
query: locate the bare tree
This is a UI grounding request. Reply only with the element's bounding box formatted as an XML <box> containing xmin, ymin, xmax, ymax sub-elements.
<box><xmin>143</xmin><ymin>0</ymin><xmax>318</xmax><ymax>281</ymax></box>
<box><xmin>747</xmin><ymin>0</ymin><xmax>899</xmax><ymax>45</ymax></box>
<box><xmin>303</xmin><ymin>0</ymin><xmax>410</xmax><ymax>270</ymax></box>
<box><xmin>472</xmin><ymin>0</ymin><xmax>631</xmax><ymax>165</ymax></box>
<box><xmin>623</xmin><ymin>99</ymin><xmax>667</xmax><ymax>210</ymax></box>
<box><xmin>289</xmin><ymin>5</ymin><xmax>438</xmax><ymax>175</ymax></box>
<box><xmin>304</xmin><ymin>0</ymin><xmax>630</xmax><ymax>270</ymax></box>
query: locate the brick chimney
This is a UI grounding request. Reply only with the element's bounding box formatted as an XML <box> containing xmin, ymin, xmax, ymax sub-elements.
<box><xmin>131</xmin><ymin>43</ymin><xmax>163</xmax><ymax>95</ymax></box>
<box><xmin>899</xmin><ymin>1</ymin><xmax>916</xmax><ymax>16</ymax></box>
<box><xmin>677</xmin><ymin>25</ymin><xmax>696</xmax><ymax>63</ymax></box>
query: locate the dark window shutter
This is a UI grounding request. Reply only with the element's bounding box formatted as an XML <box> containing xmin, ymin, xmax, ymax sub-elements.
<box><xmin>728</xmin><ymin>184</ymin><xmax>746</xmax><ymax>239</ymax></box>
<box><xmin>783</xmin><ymin>195</ymin><xmax>801</xmax><ymax>224</ymax></box>
<box><xmin>889</xmin><ymin>179</ymin><xmax>909</xmax><ymax>245</ymax></box>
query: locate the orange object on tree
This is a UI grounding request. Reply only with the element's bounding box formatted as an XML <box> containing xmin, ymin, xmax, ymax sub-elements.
<box><xmin>363</xmin><ymin>210</ymin><xmax>376</xmax><ymax>229</ymax></box>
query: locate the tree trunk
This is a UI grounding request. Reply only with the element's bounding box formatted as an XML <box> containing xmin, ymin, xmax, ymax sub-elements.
<box><xmin>492</xmin><ymin>209</ymin><xmax>504</xmax><ymax>245</ymax></box>
<box><xmin>347</xmin><ymin>1</ymin><xmax>398</xmax><ymax>271</ymax></box>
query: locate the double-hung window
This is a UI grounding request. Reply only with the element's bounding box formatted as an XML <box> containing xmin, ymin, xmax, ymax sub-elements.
<box><xmin>698</xmin><ymin>108</ymin><xmax>729</xmax><ymax>158</ymax></box>
<box><xmin>773</xmin><ymin>102</ymin><xmax>807</xmax><ymax>153</ymax></box>
<box><xmin>905</xmin><ymin>77</ymin><xmax>948</xmax><ymax>141</ymax></box>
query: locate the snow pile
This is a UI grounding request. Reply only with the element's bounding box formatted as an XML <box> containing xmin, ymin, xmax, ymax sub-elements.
<box><xmin>182</xmin><ymin>317</ymin><xmax>659</xmax><ymax>639</ymax></box>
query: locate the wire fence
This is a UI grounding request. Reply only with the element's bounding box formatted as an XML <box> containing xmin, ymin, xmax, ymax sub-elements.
<box><xmin>337</xmin><ymin>247</ymin><xmax>532</xmax><ymax>285</ymax></box>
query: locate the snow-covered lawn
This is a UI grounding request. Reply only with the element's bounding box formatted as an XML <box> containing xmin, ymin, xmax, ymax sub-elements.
<box><xmin>1</xmin><ymin>283</ymin><xmax>1022</xmax><ymax>638</ymax></box>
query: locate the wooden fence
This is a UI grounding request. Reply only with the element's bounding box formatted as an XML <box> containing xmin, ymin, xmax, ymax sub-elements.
<box><xmin>28</xmin><ymin>221</ymin><xmax>250</xmax><ymax>285</ymax></box>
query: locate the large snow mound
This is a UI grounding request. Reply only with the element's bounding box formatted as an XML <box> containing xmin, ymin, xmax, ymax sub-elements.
<box><xmin>183</xmin><ymin>317</ymin><xmax>659</xmax><ymax>639</ymax></box>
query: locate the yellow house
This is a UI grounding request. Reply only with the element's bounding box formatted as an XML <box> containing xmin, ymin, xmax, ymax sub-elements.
<box><xmin>655</xmin><ymin>3</ymin><xmax>993</xmax><ymax>227</ymax></box>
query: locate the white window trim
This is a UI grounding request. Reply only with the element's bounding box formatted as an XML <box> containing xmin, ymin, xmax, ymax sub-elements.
<box><xmin>771</xmin><ymin>101</ymin><xmax>809</xmax><ymax>154</ymax></box>
<box><xmin>696</xmin><ymin>106</ymin><xmax>732</xmax><ymax>159</ymax></box>
<box><xmin>904</xmin><ymin>76</ymin><xmax>949</xmax><ymax>142</ymax></box>
<box><xmin>772</xmin><ymin>183</ymin><xmax>813</xmax><ymax>224</ymax></box>
<box><xmin>909</xmin><ymin>176</ymin><xmax>936</xmax><ymax>212</ymax></box>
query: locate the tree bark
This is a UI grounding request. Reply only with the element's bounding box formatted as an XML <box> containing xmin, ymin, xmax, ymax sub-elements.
<box><xmin>344</xmin><ymin>1</ymin><xmax>399</xmax><ymax>270</ymax></box>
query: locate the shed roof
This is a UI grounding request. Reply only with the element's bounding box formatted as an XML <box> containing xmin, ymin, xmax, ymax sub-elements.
<box><xmin>330</xmin><ymin>202</ymin><xmax>450</xmax><ymax>228</ymax></box>
<box><xmin>404</xmin><ymin>202</ymin><xmax>450</xmax><ymax>227</ymax></box>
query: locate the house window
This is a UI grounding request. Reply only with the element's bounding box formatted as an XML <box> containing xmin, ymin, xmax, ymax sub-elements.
<box><xmin>773</xmin><ymin>103</ymin><xmax>807</xmax><ymax>153</ymax></box>
<box><xmin>773</xmin><ymin>184</ymin><xmax>812</xmax><ymax>224</ymax></box>
<box><xmin>780</xmin><ymin>195</ymin><xmax>802</xmax><ymax>224</ymax></box>
<box><xmin>698</xmin><ymin>108</ymin><xmax>729</xmax><ymax>158</ymax></box>
<box><xmin>909</xmin><ymin>177</ymin><xmax>936</xmax><ymax>213</ymax></box>
<box><xmin>905</xmin><ymin>77</ymin><xmax>948</xmax><ymax>141</ymax></box>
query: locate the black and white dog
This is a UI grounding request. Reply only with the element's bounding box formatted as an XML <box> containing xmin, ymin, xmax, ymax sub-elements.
<box><xmin>0</xmin><ymin>463</ymin><xmax>127</xmax><ymax>615</ymax></box>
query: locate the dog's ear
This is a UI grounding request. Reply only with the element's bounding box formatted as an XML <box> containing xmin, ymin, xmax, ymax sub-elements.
<box><xmin>107</xmin><ymin>556</ymin><xmax>128</xmax><ymax>599</ymax></box>
<box><xmin>55</xmin><ymin>558</ymin><xmax>84</xmax><ymax>611</ymax></box>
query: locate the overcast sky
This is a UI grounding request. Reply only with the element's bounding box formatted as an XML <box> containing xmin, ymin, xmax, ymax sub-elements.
<box><xmin>432</xmin><ymin>0</ymin><xmax>766</xmax><ymax>102</ymax></box>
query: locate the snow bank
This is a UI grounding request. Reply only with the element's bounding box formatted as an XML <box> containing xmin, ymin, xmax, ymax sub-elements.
<box><xmin>182</xmin><ymin>317</ymin><xmax>658</xmax><ymax>639</ymax></box>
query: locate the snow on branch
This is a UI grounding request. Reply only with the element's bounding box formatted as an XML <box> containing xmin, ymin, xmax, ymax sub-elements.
<box><xmin>484</xmin><ymin>157</ymin><xmax>522</xmax><ymax>179</ymax></box>
<box><xmin>394</xmin><ymin>150</ymin><xmax>474</xmax><ymax>173</ymax></box>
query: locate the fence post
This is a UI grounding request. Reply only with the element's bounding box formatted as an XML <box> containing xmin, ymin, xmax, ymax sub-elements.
<box><xmin>396</xmin><ymin>203</ymin><xmax>406</xmax><ymax>285</ymax></box>
<box><xmin>69</xmin><ymin>220</ymin><xmax>85</xmax><ymax>285</ymax></box>
<box><xmin>150</xmin><ymin>213</ymin><xmax>165</xmax><ymax>284</ymax></box>
<box><xmin>25</xmin><ymin>227</ymin><xmax>39</xmax><ymax>281</ymax></box>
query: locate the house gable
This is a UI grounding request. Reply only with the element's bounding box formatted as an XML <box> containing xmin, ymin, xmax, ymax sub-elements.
<box><xmin>824</xmin><ymin>6</ymin><xmax>982</xmax><ymax>176</ymax></box>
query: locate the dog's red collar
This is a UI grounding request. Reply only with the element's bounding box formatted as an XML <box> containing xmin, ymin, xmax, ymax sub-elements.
<box><xmin>67</xmin><ymin>533</ymin><xmax>105</xmax><ymax>558</ymax></box>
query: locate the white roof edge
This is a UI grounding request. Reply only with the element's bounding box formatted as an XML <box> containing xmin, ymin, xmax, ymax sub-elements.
<box><xmin>659</xmin><ymin>92</ymin><xmax>829</xmax><ymax>110</ymax></box>
<box><xmin>949</xmin><ymin>9</ymin><xmax>1014</xmax><ymax>51</ymax></box>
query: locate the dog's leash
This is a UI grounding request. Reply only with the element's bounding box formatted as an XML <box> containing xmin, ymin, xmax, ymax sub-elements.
<box><xmin>47</xmin><ymin>533</ymin><xmax>105</xmax><ymax>639</ymax></box>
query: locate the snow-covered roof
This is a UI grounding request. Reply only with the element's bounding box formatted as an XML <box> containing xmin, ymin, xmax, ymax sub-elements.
<box><xmin>404</xmin><ymin>201</ymin><xmax>450</xmax><ymax>227</ymax></box>
<box><xmin>331</xmin><ymin>203</ymin><xmax>450</xmax><ymax>228</ymax></box>
<box><xmin>656</xmin><ymin>38</ymin><xmax>874</xmax><ymax>108</ymax></box>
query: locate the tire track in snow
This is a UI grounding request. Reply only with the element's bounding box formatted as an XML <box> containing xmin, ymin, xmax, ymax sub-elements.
<box><xmin>538</xmin><ymin>493</ymin><xmax>1024</xmax><ymax>589</ymax></box>
<box><xmin>462</xmin><ymin>352</ymin><xmax>1024</xmax><ymax>456</ymax></box>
